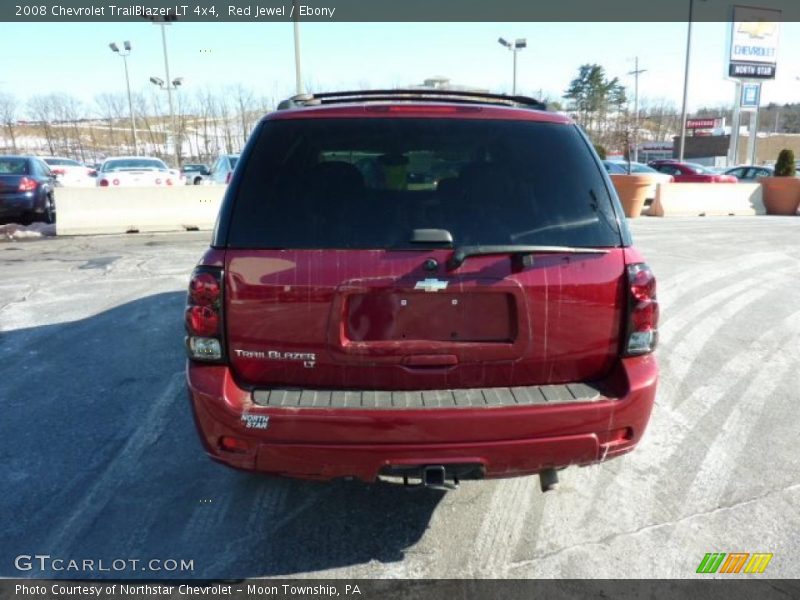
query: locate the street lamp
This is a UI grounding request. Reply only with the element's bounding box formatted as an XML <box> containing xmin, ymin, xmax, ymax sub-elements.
<box><xmin>109</xmin><ymin>40</ymin><xmax>138</xmax><ymax>155</ymax></box>
<box><xmin>292</xmin><ymin>0</ymin><xmax>303</xmax><ymax>94</ymax></box>
<box><xmin>628</xmin><ymin>57</ymin><xmax>647</xmax><ymax>164</ymax></box>
<box><xmin>498</xmin><ymin>37</ymin><xmax>527</xmax><ymax>95</ymax></box>
<box><xmin>147</xmin><ymin>14</ymin><xmax>180</xmax><ymax>165</ymax></box>
<box><xmin>678</xmin><ymin>0</ymin><xmax>706</xmax><ymax>161</ymax></box>
<box><xmin>149</xmin><ymin>74</ymin><xmax>184</xmax><ymax>162</ymax></box>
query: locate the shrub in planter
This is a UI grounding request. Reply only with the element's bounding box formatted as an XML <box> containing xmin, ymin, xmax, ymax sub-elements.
<box><xmin>774</xmin><ymin>149</ymin><xmax>796</xmax><ymax>176</ymax></box>
<box><xmin>761</xmin><ymin>149</ymin><xmax>800</xmax><ymax>215</ymax></box>
<box><xmin>593</xmin><ymin>144</ymin><xmax>607</xmax><ymax>160</ymax></box>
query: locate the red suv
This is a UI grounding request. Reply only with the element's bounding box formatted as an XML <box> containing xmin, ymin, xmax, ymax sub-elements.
<box><xmin>185</xmin><ymin>90</ymin><xmax>659</xmax><ymax>490</ymax></box>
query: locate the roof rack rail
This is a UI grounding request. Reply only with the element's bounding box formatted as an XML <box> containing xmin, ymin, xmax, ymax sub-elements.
<box><xmin>276</xmin><ymin>89</ymin><xmax>547</xmax><ymax>111</ymax></box>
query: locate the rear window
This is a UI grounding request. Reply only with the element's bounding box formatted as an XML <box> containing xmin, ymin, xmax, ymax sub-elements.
<box><xmin>227</xmin><ymin>118</ymin><xmax>621</xmax><ymax>249</ymax></box>
<box><xmin>102</xmin><ymin>158</ymin><xmax>167</xmax><ymax>172</ymax></box>
<box><xmin>0</xmin><ymin>158</ymin><xmax>29</xmax><ymax>175</ymax></box>
<box><xmin>44</xmin><ymin>158</ymin><xmax>81</xmax><ymax>166</ymax></box>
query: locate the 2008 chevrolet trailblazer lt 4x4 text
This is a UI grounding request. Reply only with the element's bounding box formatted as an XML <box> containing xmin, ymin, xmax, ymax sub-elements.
<box><xmin>185</xmin><ymin>89</ymin><xmax>659</xmax><ymax>490</ymax></box>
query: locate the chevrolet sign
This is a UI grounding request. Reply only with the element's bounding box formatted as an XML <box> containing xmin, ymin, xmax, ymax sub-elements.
<box><xmin>728</xmin><ymin>6</ymin><xmax>780</xmax><ymax>81</ymax></box>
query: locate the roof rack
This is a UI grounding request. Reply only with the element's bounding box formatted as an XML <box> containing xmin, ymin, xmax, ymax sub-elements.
<box><xmin>276</xmin><ymin>89</ymin><xmax>547</xmax><ymax>111</ymax></box>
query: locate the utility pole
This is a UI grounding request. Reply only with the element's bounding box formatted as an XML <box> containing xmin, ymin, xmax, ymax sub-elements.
<box><xmin>628</xmin><ymin>56</ymin><xmax>647</xmax><ymax>163</ymax></box>
<box><xmin>679</xmin><ymin>0</ymin><xmax>705</xmax><ymax>161</ymax></box>
<box><xmin>293</xmin><ymin>0</ymin><xmax>303</xmax><ymax>94</ymax></box>
<box><xmin>109</xmin><ymin>41</ymin><xmax>138</xmax><ymax>155</ymax></box>
<box><xmin>498</xmin><ymin>38</ymin><xmax>527</xmax><ymax>95</ymax></box>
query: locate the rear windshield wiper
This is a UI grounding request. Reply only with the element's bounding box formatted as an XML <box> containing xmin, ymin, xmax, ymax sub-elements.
<box><xmin>447</xmin><ymin>245</ymin><xmax>610</xmax><ymax>270</ymax></box>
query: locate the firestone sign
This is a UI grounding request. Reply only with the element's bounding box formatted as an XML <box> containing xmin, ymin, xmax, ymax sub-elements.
<box><xmin>728</xmin><ymin>6</ymin><xmax>781</xmax><ymax>80</ymax></box>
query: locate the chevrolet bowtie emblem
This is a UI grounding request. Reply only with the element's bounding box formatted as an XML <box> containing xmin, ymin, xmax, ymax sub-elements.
<box><xmin>738</xmin><ymin>21</ymin><xmax>777</xmax><ymax>40</ymax></box>
<box><xmin>414</xmin><ymin>278</ymin><xmax>449</xmax><ymax>292</ymax></box>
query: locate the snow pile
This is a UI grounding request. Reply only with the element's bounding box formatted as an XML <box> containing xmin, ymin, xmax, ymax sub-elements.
<box><xmin>0</xmin><ymin>222</ymin><xmax>56</xmax><ymax>241</ymax></box>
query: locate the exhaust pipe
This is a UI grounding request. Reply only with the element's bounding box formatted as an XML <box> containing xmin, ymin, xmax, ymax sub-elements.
<box><xmin>539</xmin><ymin>468</ymin><xmax>559</xmax><ymax>493</ymax></box>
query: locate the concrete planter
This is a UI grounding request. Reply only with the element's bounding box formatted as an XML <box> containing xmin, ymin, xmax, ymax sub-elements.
<box><xmin>760</xmin><ymin>177</ymin><xmax>800</xmax><ymax>216</ymax></box>
<box><xmin>609</xmin><ymin>174</ymin><xmax>652</xmax><ymax>218</ymax></box>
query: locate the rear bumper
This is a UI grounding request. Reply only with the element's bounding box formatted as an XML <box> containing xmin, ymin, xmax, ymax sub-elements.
<box><xmin>186</xmin><ymin>356</ymin><xmax>658</xmax><ymax>481</ymax></box>
<box><xmin>0</xmin><ymin>193</ymin><xmax>36</xmax><ymax>217</ymax></box>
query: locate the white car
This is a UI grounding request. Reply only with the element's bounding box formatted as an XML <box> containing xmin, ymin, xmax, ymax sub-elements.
<box><xmin>96</xmin><ymin>157</ymin><xmax>177</xmax><ymax>187</ymax></box>
<box><xmin>42</xmin><ymin>157</ymin><xmax>95</xmax><ymax>187</ymax></box>
<box><xmin>608</xmin><ymin>161</ymin><xmax>674</xmax><ymax>201</ymax></box>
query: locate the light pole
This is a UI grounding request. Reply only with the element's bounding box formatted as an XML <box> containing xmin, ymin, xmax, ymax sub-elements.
<box><xmin>293</xmin><ymin>0</ymin><xmax>303</xmax><ymax>94</ymax></box>
<box><xmin>109</xmin><ymin>41</ymin><xmax>138</xmax><ymax>155</ymax></box>
<box><xmin>148</xmin><ymin>16</ymin><xmax>181</xmax><ymax>166</ymax></box>
<box><xmin>149</xmin><ymin>75</ymin><xmax>183</xmax><ymax>162</ymax></box>
<box><xmin>498</xmin><ymin>37</ymin><xmax>527</xmax><ymax>95</ymax></box>
<box><xmin>628</xmin><ymin>56</ymin><xmax>647</xmax><ymax>163</ymax></box>
<box><xmin>678</xmin><ymin>0</ymin><xmax>705</xmax><ymax>161</ymax></box>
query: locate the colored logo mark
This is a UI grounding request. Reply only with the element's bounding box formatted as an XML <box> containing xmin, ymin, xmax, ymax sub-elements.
<box><xmin>697</xmin><ymin>553</ymin><xmax>772</xmax><ymax>574</ymax></box>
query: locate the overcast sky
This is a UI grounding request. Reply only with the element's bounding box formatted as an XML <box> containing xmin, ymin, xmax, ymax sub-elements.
<box><xmin>1</xmin><ymin>21</ymin><xmax>799</xmax><ymax>112</ymax></box>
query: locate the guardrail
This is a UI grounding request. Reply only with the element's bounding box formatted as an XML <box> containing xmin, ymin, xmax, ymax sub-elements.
<box><xmin>646</xmin><ymin>183</ymin><xmax>765</xmax><ymax>217</ymax></box>
<box><xmin>55</xmin><ymin>186</ymin><xmax>227</xmax><ymax>236</ymax></box>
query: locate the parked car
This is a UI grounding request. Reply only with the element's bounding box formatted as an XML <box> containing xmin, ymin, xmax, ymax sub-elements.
<box><xmin>185</xmin><ymin>90</ymin><xmax>660</xmax><ymax>488</ymax></box>
<box><xmin>724</xmin><ymin>165</ymin><xmax>774</xmax><ymax>181</ymax></box>
<box><xmin>0</xmin><ymin>155</ymin><xmax>56</xmax><ymax>224</ymax></box>
<box><xmin>205</xmin><ymin>154</ymin><xmax>239</xmax><ymax>185</ymax></box>
<box><xmin>602</xmin><ymin>160</ymin><xmax>627</xmax><ymax>175</ymax></box>
<box><xmin>606</xmin><ymin>161</ymin><xmax>674</xmax><ymax>203</ymax></box>
<box><xmin>648</xmin><ymin>160</ymin><xmax>738</xmax><ymax>183</ymax></box>
<box><xmin>96</xmin><ymin>157</ymin><xmax>176</xmax><ymax>187</ymax></box>
<box><xmin>42</xmin><ymin>157</ymin><xmax>95</xmax><ymax>187</ymax></box>
<box><xmin>181</xmin><ymin>163</ymin><xmax>209</xmax><ymax>185</ymax></box>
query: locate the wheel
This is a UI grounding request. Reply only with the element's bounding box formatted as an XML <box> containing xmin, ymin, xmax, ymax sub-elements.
<box><xmin>42</xmin><ymin>195</ymin><xmax>56</xmax><ymax>224</ymax></box>
<box><xmin>194</xmin><ymin>177</ymin><xmax>202</xmax><ymax>185</ymax></box>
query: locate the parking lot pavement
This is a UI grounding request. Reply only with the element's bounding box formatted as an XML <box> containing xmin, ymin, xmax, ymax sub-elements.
<box><xmin>1</xmin><ymin>218</ymin><xmax>798</xmax><ymax>579</ymax></box>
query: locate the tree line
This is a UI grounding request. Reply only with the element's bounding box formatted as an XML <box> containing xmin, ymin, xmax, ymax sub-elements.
<box><xmin>4</xmin><ymin>66</ymin><xmax>800</xmax><ymax>164</ymax></box>
<box><xmin>0</xmin><ymin>85</ymin><xmax>279</xmax><ymax>165</ymax></box>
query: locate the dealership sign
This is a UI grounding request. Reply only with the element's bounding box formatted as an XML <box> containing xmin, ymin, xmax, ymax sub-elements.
<box><xmin>728</xmin><ymin>6</ymin><xmax>780</xmax><ymax>80</ymax></box>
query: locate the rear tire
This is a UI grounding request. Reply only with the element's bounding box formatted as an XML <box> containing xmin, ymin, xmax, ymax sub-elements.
<box><xmin>194</xmin><ymin>177</ymin><xmax>202</xmax><ymax>185</ymax></box>
<box><xmin>42</xmin><ymin>195</ymin><xmax>56</xmax><ymax>224</ymax></box>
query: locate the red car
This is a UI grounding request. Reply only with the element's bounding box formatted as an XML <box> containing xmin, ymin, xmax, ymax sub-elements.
<box><xmin>649</xmin><ymin>160</ymin><xmax>738</xmax><ymax>183</ymax></box>
<box><xmin>185</xmin><ymin>89</ymin><xmax>659</xmax><ymax>490</ymax></box>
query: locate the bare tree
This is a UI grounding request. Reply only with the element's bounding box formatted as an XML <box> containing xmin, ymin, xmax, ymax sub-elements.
<box><xmin>28</xmin><ymin>95</ymin><xmax>57</xmax><ymax>155</ymax></box>
<box><xmin>62</xmin><ymin>95</ymin><xmax>87</xmax><ymax>162</ymax></box>
<box><xmin>0</xmin><ymin>92</ymin><xmax>19</xmax><ymax>152</ymax></box>
<box><xmin>231</xmin><ymin>84</ymin><xmax>257</xmax><ymax>145</ymax></box>
<box><xmin>95</xmin><ymin>93</ymin><xmax>127</xmax><ymax>152</ymax></box>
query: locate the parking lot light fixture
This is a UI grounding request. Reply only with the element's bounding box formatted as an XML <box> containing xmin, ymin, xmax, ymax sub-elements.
<box><xmin>498</xmin><ymin>37</ymin><xmax>526</xmax><ymax>95</ymax></box>
<box><xmin>109</xmin><ymin>40</ymin><xmax>138</xmax><ymax>156</ymax></box>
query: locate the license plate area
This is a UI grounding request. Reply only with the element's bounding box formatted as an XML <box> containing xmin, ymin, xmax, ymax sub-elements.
<box><xmin>345</xmin><ymin>291</ymin><xmax>516</xmax><ymax>343</ymax></box>
<box><xmin>327</xmin><ymin>277</ymin><xmax>531</xmax><ymax>364</ymax></box>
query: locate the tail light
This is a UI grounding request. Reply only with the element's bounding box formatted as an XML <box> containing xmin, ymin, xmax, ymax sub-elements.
<box><xmin>51</xmin><ymin>168</ymin><xmax>65</xmax><ymax>176</ymax></box>
<box><xmin>112</xmin><ymin>178</ymin><xmax>120</xmax><ymax>186</ymax></box>
<box><xmin>88</xmin><ymin>170</ymin><xmax>97</xmax><ymax>176</ymax></box>
<box><xmin>668</xmin><ymin>176</ymin><xmax>675</xmax><ymax>183</ymax></box>
<box><xmin>166</xmin><ymin>178</ymin><xmax>173</xmax><ymax>186</ymax></box>
<box><xmin>155</xmin><ymin>178</ymin><xmax>162</xmax><ymax>185</ymax></box>
<box><xmin>99</xmin><ymin>179</ymin><xmax>109</xmax><ymax>187</ymax></box>
<box><xmin>18</xmin><ymin>177</ymin><xmax>38</xmax><ymax>192</ymax></box>
<box><xmin>225</xmin><ymin>171</ymin><xmax>232</xmax><ymax>184</ymax></box>
<box><xmin>624</xmin><ymin>263</ymin><xmax>659</xmax><ymax>356</ymax></box>
<box><xmin>185</xmin><ymin>267</ymin><xmax>225</xmax><ymax>362</ymax></box>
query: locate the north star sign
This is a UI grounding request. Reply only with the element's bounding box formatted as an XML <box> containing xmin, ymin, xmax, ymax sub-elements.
<box><xmin>728</xmin><ymin>5</ymin><xmax>781</xmax><ymax>80</ymax></box>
